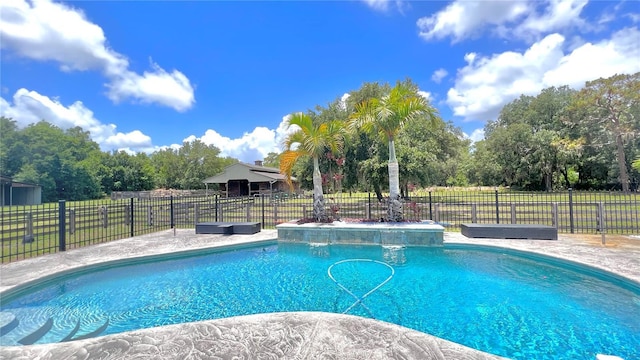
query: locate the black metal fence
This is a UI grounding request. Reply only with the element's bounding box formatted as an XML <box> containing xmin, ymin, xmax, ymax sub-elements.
<box><xmin>1</xmin><ymin>189</ymin><xmax>638</xmax><ymax>263</ymax></box>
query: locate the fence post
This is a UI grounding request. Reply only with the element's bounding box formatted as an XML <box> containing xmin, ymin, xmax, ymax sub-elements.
<box><xmin>495</xmin><ymin>189</ymin><xmax>500</xmax><ymax>224</ymax></box>
<box><xmin>125</xmin><ymin>204</ymin><xmax>131</xmax><ymax>226</ymax></box>
<box><xmin>23</xmin><ymin>212</ymin><xmax>34</xmax><ymax>244</ymax></box>
<box><xmin>101</xmin><ymin>206</ymin><xmax>108</xmax><ymax>228</ymax></box>
<box><xmin>69</xmin><ymin>209</ymin><xmax>76</xmax><ymax>234</ymax></box>
<box><xmin>274</xmin><ymin>204</ymin><xmax>279</xmax><ymax>224</ymax></box>
<box><xmin>170</xmin><ymin>196</ymin><xmax>175</xmax><ymax>229</ymax></box>
<box><xmin>434</xmin><ymin>203</ymin><xmax>440</xmax><ymax>223</ymax></box>
<box><xmin>471</xmin><ymin>203</ymin><xmax>477</xmax><ymax>223</ymax></box>
<box><xmin>194</xmin><ymin>203</ymin><xmax>200</xmax><ymax>226</ymax></box>
<box><xmin>215</xmin><ymin>195</ymin><xmax>219</xmax><ymax>222</ymax></box>
<box><xmin>368</xmin><ymin>193</ymin><xmax>372</xmax><ymax>220</ymax></box>
<box><xmin>598</xmin><ymin>202</ymin><xmax>606</xmax><ymax>245</ymax></box>
<box><xmin>568</xmin><ymin>188</ymin><xmax>574</xmax><ymax>233</ymax></box>
<box><xmin>511</xmin><ymin>204</ymin><xmax>516</xmax><ymax>224</ymax></box>
<box><xmin>147</xmin><ymin>205</ymin><xmax>154</xmax><ymax>226</ymax></box>
<box><xmin>261</xmin><ymin>194</ymin><xmax>265</xmax><ymax>228</ymax></box>
<box><xmin>552</xmin><ymin>203</ymin><xmax>558</xmax><ymax>229</ymax></box>
<box><xmin>59</xmin><ymin>200</ymin><xmax>66</xmax><ymax>251</ymax></box>
<box><xmin>130</xmin><ymin>198</ymin><xmax>134</xmax><ymax>237</ymax></box>
<box><xmin>246</xmin><ymin>202</ymin><xmax>251</xmax><ymax>222</ymax></box>
<box><xmin>429</xmin><ymin>191</ymin><xmax>433</xmax><ymax>220</ymax></box>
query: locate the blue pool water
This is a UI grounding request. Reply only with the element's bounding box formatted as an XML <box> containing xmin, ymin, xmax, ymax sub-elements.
<box><xmin>1</xmin><ymin>243</ymin><xmax>639</xmax><ymax>359</ymax></box>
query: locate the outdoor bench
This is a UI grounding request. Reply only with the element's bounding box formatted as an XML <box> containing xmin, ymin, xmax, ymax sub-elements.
<box><xmin>195</xmin><ymin>222</ymin><xmax>261</xmax><ymax>235</ymax></box>
<box><xmin>460</xmin><ymin>223</ymin><xmax>557</xmax><ymax>240</ymax></box>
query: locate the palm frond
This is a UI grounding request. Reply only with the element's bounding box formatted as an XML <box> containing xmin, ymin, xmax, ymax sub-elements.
<box><xmin>279</xmin><ymin>149</ymin><xmax>303</xmax><ymax>189</ymax></box>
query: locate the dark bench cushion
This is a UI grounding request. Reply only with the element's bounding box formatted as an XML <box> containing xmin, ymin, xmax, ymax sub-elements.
<box><xmin>461</xmin><ymin>223</ymin><xmax>557</xmax><ymax>240</ymax></box>
<box><xmin>232</xmin><ymin>222</ymin><xmax>261</xmax><ymax>234</ymax></box>
<box><xmin>195</xmin><ymin>222</ymin><xmax>233</xmax><ymax>235</ymax></box>
<box><xmin>195</xmin><ymin>222</ymin><xmax>261</xmax><ymax>235</ymax></box>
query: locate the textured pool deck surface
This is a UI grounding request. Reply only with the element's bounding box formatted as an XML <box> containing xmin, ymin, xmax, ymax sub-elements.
<box><xmin>1</xmin><ymin>229</ymin><xmax>639</xmax><ymax>359</ymax></box>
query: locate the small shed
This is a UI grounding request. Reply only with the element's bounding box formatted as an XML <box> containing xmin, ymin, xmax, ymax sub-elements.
<box><xmin>1</xmin><ymin>176</ymin><xmax>42</xmax><ymax>206</ymax></box>
<box><xmin>203</xmin><ymin>161</ymin><xmax>299</xmax><ymax>197</ymax></box>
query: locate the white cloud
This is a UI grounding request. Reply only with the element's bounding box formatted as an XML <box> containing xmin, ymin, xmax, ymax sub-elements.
<box><xmin>0</xmin><ymin>0</ymin><xmax>126</xmax><ymax>73</ymax></box>
<box><xmin>543</xmin><ymin>27</ymin><xmax>640</xmax><ymax>87</ymax></box>
<box><xmin>184</xmin><ymin>115</ymin><xmax>298</xmax><ymax>163</ymax></box>
<box><xmin>339</xmin><ymin>93</ymin><xmax>350</xmax><ymax>110</ymax></box>
<box><xmin>417</xmin><ymin>0</ymin><xmax>588</xmax><ymax>42</ymax></box>
<box><xmin>446</xmin><ymin>27</ymin><xmax>640</xmax><ymax>122</ymax></box>
<box><xmin>0</xmin><ymin>0</ymin><xmax>195</xmax><ymax>111</ymax></box>
<box><xmin>0</xmin><ymin>88</ymin><xmax>153</xmax><ymax>151</ymax></box>
<box><xmin>417</xmin><ymin>90</ymin><xmax>431</xmax><ymax>101</ymax></box>
<box><xmin>627</xmin><ymin>13</ymin><xmax>640</xmax><ymax>23</ymax></box>
<box><xmin>103</xmin><ymin>130</ymin><xmax>152</xmax><ymax>149</ymax></box>
<box><xmin>417</xmin><ymin>0</ymin><xmax>530</xmax><ymax>42</ymax></box>
<box><xmin>516</xmin><ymin>0</ymin><xmax>588</xmax><ymax>40</ymax></box>
<box><xmin>431</xmin><ymin>68</ymin><xmax>448</xmax><ymax>83</ymax></box>
<box><xmin>106</xmin><ymin>60</ymin><xmax>195</xmax><ymax>112</ymax></box>
<box><xmin>464</xmin><ymin>128</ymin><xmax>485</xmax><ymax>143</ymax></box>
<box><xmin>463</xmin><ymin>52</ymin><xmax>477</xmax><ymax>65</ymax></box>
<box><xmin>362</xmin><ymin>0</ymin><xmax>390</xmax><ymax>12</ymax></box>
<box><xmin>361</xmin><ymin>0</ymin><xmax>408</xmax><ymax>13</ymax></box>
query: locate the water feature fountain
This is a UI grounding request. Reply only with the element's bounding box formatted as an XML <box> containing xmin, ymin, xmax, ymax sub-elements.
<box><xmin>276</xmin><ymin>220</ymin><xmax>444</xmax><ymax>246</ymax></box>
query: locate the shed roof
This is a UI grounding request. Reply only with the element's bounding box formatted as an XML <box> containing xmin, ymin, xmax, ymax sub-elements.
<box><xmin>0</xmin><ymin>175</ymin><xmax>40</xmax><ymax>188</ymax></box>
<box><xmin>203</xmin><ymin>162</ymin><xmax>294</xmax><ymax>184</ymax></box>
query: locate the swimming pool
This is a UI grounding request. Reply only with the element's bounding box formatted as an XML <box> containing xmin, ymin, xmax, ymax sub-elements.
<box><xmin>1</xmin><ymin>242</ymin><xmax>639</xmax><ymax>359</ymax></box>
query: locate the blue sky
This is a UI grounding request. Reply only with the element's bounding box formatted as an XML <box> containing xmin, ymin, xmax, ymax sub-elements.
<box><xmin>2</xmin><ymin>0</ymin><xmax>639</xmax><ymax>163</ymax></box>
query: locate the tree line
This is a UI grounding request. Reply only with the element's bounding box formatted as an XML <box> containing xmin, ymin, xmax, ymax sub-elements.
<box><xmin>278</xmin><ymin>74</ymin><xmax>640</xmax><ymax>196</ymax></box>
<box><xmin>1</xmin><ymin>73</ymin><xmax>638</xmax><ymax>203</ymax></box>
<box><xmin>0</xmin><ymin>118</ymin><xmax>236</xmax><ymax>202</ymax></box>
<box><xmin>471</xmin><ymin>73</ymin><xmax>640</xmax><ymax>192</ymax></box>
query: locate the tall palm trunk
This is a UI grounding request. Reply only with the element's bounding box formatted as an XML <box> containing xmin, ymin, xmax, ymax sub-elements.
<box><xmin>387</xmin><ymin>138</ymin><xmax>403</xmax><ymax>221</ymax></box>
<box><xmin>312</xmin><ymin>156</ymin><xmax>327</xmax><ymax>221</ymax></box>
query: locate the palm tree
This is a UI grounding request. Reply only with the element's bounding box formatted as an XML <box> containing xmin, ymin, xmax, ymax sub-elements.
<box><xmin>349</xmin><ymin>82</ymin><xmax>438</xmax><ymax>221</ymax></box>
<box><xmin>280</xmin><ymin>112</ymin><xmax>345</xmax><ymax>222</ymax></box>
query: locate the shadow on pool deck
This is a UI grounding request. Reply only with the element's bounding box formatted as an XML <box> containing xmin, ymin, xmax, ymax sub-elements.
<box><xmin>1</xmin><ymin>229</ymin><xmax>638</xmax><ymax>359</ymax></box>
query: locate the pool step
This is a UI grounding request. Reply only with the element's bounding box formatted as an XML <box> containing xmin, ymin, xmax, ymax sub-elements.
<box><xmin>1</xmin><ymin>315</ymin><xmax>110</xmax><ymax>345</ymax></box>
<box><xmin>60</xmin><ymin>320</ymin><xmax>81</xmax><ymax>342</ymax></box>
<box><xmin>18</xmin><ymin>318</ymin><xmax>53</xmax><ymax>345</ymax></box>
<box><xmin>71</xmin><ymin>319</ymin><xmax>109</xmax><ymax>341</ymax></box>
<box><xmin>0</xmin><ymin>312</ymin><xmax>19</xmax><ymax>336</ymax></box>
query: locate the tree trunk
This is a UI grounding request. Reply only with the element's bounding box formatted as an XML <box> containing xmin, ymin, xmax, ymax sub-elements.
<box><xmin>387</xmin><ymin>139</ymin><xmax>403</xmax><ymax>221</ymax></box>
<box><xmin>544</xmin><ymin>172</ymin><xmax>553</xmax><ymax>191</ymax></box>
<box><xmin>388</xmin><ymin>139</ymin><xmax>400</xmax><ymax>199</ymax></box>
<box><xmin>374</xmin><ymin>184</ymin><xmax>383</xmax><ymax>202</ymax></box>
<box><xmin>561</xmin><ymin>166</ymin><xmax>571</xmax><ymax>189</ymax></box>
<box><xmin>312</xmin><ymin>157</ymin><xmax>327</xmax><ymax>221</ymax></box>
<box><xmin>615</xmin><ymin>133</ymin><xmax>630</xmax><ymax>192</ymax></box>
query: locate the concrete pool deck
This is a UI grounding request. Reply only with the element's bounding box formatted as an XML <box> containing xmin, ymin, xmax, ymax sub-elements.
<box><xmin>1</xmin><ymin>229</ymin><xmax>639</xmax><ymax>359</ymax></box>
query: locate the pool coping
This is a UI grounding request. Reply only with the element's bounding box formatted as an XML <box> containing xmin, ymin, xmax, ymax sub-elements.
<box><xmin>1</xmin><ymin>229</ymin><xmax>639</xmax><ymax>359</ymax></box>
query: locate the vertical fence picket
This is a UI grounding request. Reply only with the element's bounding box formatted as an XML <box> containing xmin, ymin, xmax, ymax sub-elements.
<box><xmin>494</xmin><ymin>190</ymin><xmax>500</xmax><ymax>224</ymax></box>
<box><xmin>471</xmin><ymin>203</ymin><xmax>477</xmax><ymax>223</ymax></box>
<box><xmin>23</xmin><ymin>212</ymin><xmax>34</xmax><ymax>244</ymax></box>
<box><xmin>69</xmin><ymin>209</ymin><xmax>75</xmax><ymax>235</ymax></box>
<box><xmin>58</xmin><ymin>200</ymin><xmax>66</xmax><ymax>252</ymax></box>
<box><xmin>130</xmin><ymin>198</ymin><xmax>134</xmax><ymax>237</ymax></box>
<box><xmin>170</xmin><ymin>196</ymin><xmax>175</xmax><ymax>229</ymax></box>
<box><xmin>568</xmin><ymin>188</ymin><xmax>575</xmax><ymax>233</ymax></box>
